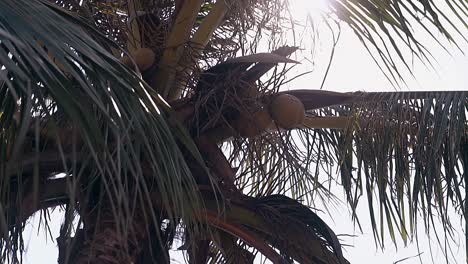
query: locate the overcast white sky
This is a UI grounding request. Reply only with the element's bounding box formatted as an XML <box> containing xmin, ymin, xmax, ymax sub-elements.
<box><xmin>23</xmin><ymin>0</ymin><xmax>468</xmax><ymax>263</ymax></box>
<box><xmin>284</xmin><ymin>0</ymin><xmax>467</xmax><ymax>263</ymax></box>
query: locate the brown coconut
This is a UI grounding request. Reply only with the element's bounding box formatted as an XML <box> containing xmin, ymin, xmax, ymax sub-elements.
<box><xmin>232</xmin><ymin>109</ymin><xmax>273</xmax><ymax>138</ymax></box>
<box><xmin>133</xmin><ymin>48</ymin><xmax>155</xmax><ymax>71</ymax></box>
<box><xmin>269</xmin><ymin>94</ymin><xmax>305</xmax><ymax>129</ymax></box>
<box><xmin>120</xmin><ymin>55</ymin><xmax>133</xmax><ymax>68</ymax></box>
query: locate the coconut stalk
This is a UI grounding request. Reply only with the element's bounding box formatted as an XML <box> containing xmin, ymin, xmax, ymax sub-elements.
<box><xmin>150</xmin><ymin>0</ymin><xmax>204</xmax><ymax>97</ymax></box>
<box><xmin>168</xmin><ymin>0</ymin><xmax>229</xmax><ymax>101</ymax></box>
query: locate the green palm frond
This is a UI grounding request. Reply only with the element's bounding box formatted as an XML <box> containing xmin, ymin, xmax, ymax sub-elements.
<box><xmin>197</xmin><ymin>194</ymin><xmax>348</xmax><ymax>264</ymax></box>
<box><xmin>233</xmin><ymin>89</ymin><xmax>467</xmax><ymax>247</ymax></box>
<box><xmin>0</xmin><ymin>0</ymin><xmax>210</xmax><ymax>261</ymax></box>
<box><xmin>327</xmin><ymin>0</ymin><xmax>467</xmax><ymax>85</ymax></box>
<box><xmin>332</xmin><ymin>90</ymin><xmax>467</xmax><ymax>246</ymax></box>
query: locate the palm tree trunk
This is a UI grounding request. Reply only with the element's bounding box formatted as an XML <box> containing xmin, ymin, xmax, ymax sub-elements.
<box><xmin>71</xmin><ymin>197</ymin><xmax>148</xmax><ymax>264</ymax></box>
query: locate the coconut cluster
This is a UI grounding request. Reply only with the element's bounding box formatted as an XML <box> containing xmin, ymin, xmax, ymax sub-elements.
<box><xmin>232</xmin><ymin>108</ymin><xmax>273</xmax><ymax>138</ymax></box>
<box><xmin>231</xmin><ymin>93</ymin><xmax>305</xmax><ymax>138</ymax></box>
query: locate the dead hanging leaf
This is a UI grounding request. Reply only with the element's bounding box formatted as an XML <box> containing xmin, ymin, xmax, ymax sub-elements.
<box><xmin>243</xmin><ymin>46</ymin><xmax>299</xmax><ymax>81</ymax></box>
<box><xmin>196</xmin><ymin>48</ymin><xmax>300</xmax><ymax>92</ymax></box>
<box><xmin>223</xmin><ymin>52</ymin><xmax>299</xmax><ymax>65</ymax></box>
<box><xmin>284</xmin><ymin>89</ymin><xmax>358</xmax><ymax>110</ymax></box>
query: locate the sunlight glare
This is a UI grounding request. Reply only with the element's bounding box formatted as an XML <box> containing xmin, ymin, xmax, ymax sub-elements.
<box><xmin>289</xmin><ymin>0</ymin><xmax>329</xmax><ymax>20</ymax></box>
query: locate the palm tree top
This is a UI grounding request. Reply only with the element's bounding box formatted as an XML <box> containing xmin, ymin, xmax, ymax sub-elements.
<box><xmin>0</xmin><ymin>0</ymin><xmax>467</xmax><ymax>263</ymax></box>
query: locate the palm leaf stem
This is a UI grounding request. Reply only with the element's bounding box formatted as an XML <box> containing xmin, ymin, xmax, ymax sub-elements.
<box><xmin>168</xmin><ymin>0</ymin><xmax>229</xmax><ymax>101</ymax></box>
<box><xmin>150</xmin><ymin>0</ymin><xmax>204</xmax><ymax>97</ymax></box>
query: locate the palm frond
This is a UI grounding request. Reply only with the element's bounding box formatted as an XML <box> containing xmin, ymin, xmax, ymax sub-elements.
<box><xmin>0</xmin><ymin>0</ymin><xmax>209</xmax><ymax>262</ymax></box>
<box><xmin>235</xmin><ymin>89</ymin><xmax>468</xmax><ymax>248</ymax></box>
<box><xmin>199</xmin><ymin>194</ymin><xmax>349</xmax><ymax>264</ymax></box>
<box><xmin>327</xmin><ymin>0</ymin><xmax>468</xmax><ymax>85</ymax></box>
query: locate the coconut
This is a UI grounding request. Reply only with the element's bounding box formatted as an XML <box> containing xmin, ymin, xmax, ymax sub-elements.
<box><xmin>268</xmin><ymin>94</ymin><xmax>305</xmax><ymax>129</ymax></box>
<box><xmin>132</xmin><ymin>48</ymin><xmax>155</xmax><ymax>71</ymax></box>
<box><xmin>239</xmin><ymin>83</ymin><xmax>259</xmax><ymax>99</ymax></box>
<box><xmin>232</xmin><ymin>109</ymin><xmax>273</xmax><ymax>137</ymax></box>
<box><xmin>120</xmin><ymin>55</ymin><xmax>133</xmax><ymax>68</ymax></box>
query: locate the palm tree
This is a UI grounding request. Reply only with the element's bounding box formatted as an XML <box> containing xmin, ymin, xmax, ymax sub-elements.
<box><xmin>0</xmin><ymin>0</ymin><xmax>466</xmax><ymax>263</ymax></box>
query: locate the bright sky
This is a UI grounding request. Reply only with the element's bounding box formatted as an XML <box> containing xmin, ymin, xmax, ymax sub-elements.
<box><xmin>23</xmin><ymin>0</ymin><xmax>468</xmax><ymax>263</ymax></box>
<box><xmin>285</xmin><ymin>0</ymin><xmax>467</xmax><ymax>263</ymax></box>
